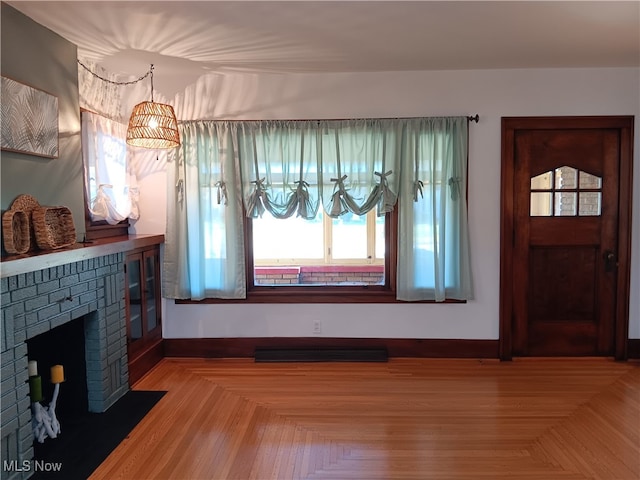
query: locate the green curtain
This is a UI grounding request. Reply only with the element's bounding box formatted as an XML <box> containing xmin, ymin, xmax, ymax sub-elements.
<box><xmin>237</xmin><ymin>121</ymin><xmax>322</xmax><ymax>219</ymax></box>
<box><xmin>318</xmin><ymin>119</ymin><xmax>401</xmax><ymax>218</ymax></box>
<box><xmin>163</xmin><ymin>121</ymin><xmax>246</xmax><ymax>300</ymax></box>
<box><xmin>163</xmin><ymin>117</ymin><xmax>473</xmax><ymax>301</ymax></box>
<box><xmin>396</xmin><ymin>117</ymin><xmax>473</xmax><ymax>301</ymax></box>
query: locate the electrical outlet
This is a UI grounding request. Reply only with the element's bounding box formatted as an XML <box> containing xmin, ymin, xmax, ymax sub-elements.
<box><xmin>312</xmin><ymin>320</ymin><xmax>322</xmax><ymax>335</ymax></box>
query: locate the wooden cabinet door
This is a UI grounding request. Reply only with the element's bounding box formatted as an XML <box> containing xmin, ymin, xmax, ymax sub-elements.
<box><xmin>125</xmin><ymin>246</ymin><xmax>161</xmax><ymax>361</ymax></box>
<box><xmin>125</xmin><ymin>253</ymin><xmax>144</xmax><ymax>351</ymax></box>
<box><xmin>142</xmin><ymin>248</ymin><xmax>162</xmax><ymax>342</ymax></box>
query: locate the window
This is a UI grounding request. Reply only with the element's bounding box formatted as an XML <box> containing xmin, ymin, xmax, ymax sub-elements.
<box><xmin>165</xmin><ymin>117</ymin><xmax>473</xmax><ymax>303</ymax></box>
<box><xmin>530</xmin><ymin>166</ymin><xmax>602</xmax><ymax>217</ymax></box>
<box><xmin>252</xmin><ymin>210</ymin><xmax>385</xmax><ymax>286</ymax></box>
<box><xmin>81</xmin><ymin>111</ymin><xmax>138</xmax><ymax>239</ymax></box>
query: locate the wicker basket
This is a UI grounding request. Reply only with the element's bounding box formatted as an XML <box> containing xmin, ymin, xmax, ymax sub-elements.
<box><xmin>10</xmin><ymin>194</ymin><xmax>40</xmax><ymax>214</ymax></box>
<box><xmin>2</xmin><ymin>210</ymin><xmax>31</xmax><ymax>254</ymax></box>
<box><xmin>6</xmin><ymin>194</ymin><xmax>42</xmax><ymax>253</ymax></box>
<box><xmin>32</xmin><ymin>206</ymin><xmax>76</xmax><ymax>250</ymax></box>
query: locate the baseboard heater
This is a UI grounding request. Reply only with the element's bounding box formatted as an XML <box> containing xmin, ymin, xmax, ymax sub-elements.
<box><xmin>254</xmin><ymin>348</ymin><xmax>388</xmax><ymax>362</ymax></box>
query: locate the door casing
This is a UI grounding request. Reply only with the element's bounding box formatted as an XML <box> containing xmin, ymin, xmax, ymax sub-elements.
<box><xmin>499</xmin><ymin>116</ymin><xmax>634</xmax><ymax>360</ymax></box>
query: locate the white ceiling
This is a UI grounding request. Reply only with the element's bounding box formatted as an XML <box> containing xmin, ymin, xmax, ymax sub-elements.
<box><xmin>7</xmin><ymin>1</ymin><xmax>640</xmax><ymax>99</ymax></box>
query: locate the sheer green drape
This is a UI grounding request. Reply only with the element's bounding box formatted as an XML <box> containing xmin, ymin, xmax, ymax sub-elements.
<box><xmin>237</xmin><ymin>121</ymin><xmax>321</xmax><ymax>219</ymax></box>
<box><xmin>237</xmin><ymin>119</ymin><xmax>401</xmax><ymax>220</ymax></box>
<box><xmin>397</xmin><ymin>117</ymin><xmax>473</xmax><ymax>301</ymax></box>
<box><xmin>318</xmin><ymin>119</ymin><xmax>400</xmax><ymax>217</ymax></box>
<box><xmin>163</xmin><ymin>121</ymin><xmax>246</xmax><ymax>300</ymax></box>
<box><xmin>163</xmin><ymin>117</ymin><xmax>473</xmax><ymax>301</ymax></box>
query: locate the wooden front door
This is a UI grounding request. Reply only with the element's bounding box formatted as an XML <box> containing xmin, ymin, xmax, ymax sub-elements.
<box><xmin>500</xmin><ymin>116</ymin><xmax>634</xmax><ymax>359</ymax></box>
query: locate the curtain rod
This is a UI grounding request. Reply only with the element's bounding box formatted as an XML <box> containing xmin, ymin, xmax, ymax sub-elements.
<box><xmin>182</xmin><ymin>114</ymin><xmax>481</xmax><ymax>124</ymax></box>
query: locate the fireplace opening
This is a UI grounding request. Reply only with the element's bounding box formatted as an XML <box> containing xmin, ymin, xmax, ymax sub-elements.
<box><xmin>26</xmin><ymin>316</ymin><xmax>89</xmax><ymax>466</ymax></box>
<box><xmin>26</xmin><ymin>317</ymin><xmax>89</xmax><ymax>420</ymax></box>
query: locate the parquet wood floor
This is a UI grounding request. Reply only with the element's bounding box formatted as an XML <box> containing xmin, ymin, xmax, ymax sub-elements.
<box><xmin>90</xmin><ymin>357</ymin><xmax>639</xmax><ymax>480</ymax></box>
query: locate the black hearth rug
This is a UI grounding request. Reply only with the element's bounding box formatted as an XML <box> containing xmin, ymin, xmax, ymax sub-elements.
<box><xmin>31</xmin><ymin>390</ymin><xmax>166</xmax><ymax>480</ymax></box>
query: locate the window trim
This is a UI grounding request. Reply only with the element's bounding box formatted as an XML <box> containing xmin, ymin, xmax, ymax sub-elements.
<box><xmin>247</xmin><ymin>209</ymin><xmax>395</xmax><ymax>297</ymax></box>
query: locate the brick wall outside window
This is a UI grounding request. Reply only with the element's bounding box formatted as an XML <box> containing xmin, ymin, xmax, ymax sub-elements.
<box><xmin>255</xmin><ymin>266</ymin><xmax>384</xmax><ymax>285</ymax></box>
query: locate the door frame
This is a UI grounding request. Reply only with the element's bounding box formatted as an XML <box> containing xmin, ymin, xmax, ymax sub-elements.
<box><xmin>499</xmin><ymin>116</ymin><xmax>634</xmax><ymax>360</ymax></box>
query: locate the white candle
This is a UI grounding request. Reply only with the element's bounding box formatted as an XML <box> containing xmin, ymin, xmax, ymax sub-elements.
<box><xmin>28</xmin><ymin>360</ymin><xmax>38</xmax><ymax>377</ymax></box>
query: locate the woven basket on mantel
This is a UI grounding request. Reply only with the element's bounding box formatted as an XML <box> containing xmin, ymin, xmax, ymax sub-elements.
<box><xmin>32</xmin><ymin>205</ymin><xmax>76</xmax><ymax>250</ymax></box>
<box><xmin>2</xmin><ymin>194</ymin><xmax>40</xmax><ymax>254</ymax></box>
<box><xmin>2</xmin><ymin>209</ymin><xmax>30</xmax><ymax>254</ymax></box>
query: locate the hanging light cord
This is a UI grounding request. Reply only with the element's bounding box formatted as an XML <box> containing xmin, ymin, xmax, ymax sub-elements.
<box><xmin>150</xmin><ymin>64</ymin><xmax>155</xmax><ymax>102</ymax></box>
<box><xmin>77</xmin><ymin>59</ymin><xmax>152</xmax><ymax>86</ymax></box>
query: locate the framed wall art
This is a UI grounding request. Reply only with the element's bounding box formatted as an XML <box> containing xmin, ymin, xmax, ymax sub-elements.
<box><xmin>1</xmin><ymin>76</ymin><xmax>59</xmax><ymax>158</ymax></box>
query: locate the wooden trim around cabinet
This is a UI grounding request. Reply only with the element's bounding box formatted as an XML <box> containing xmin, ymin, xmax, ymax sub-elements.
<box><xmin>128</xmin><ymin>338</ymin><xmax>164</xmax><ymax>386</ymax></box>
<box><xmin>164</xmin><ymin>338</ymin><xmax>500</xmax><ymax>359</ymax></box>
<box><xmin>628</xmin><ymin>339</ymin><xmax>640</xmax><ymax>359</ymax></box>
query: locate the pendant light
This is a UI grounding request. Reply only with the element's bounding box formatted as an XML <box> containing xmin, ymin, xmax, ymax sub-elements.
<box><xmin>126</xmin><ymin>64</ymin><xmax>180</xmax><ymax>149</ymax></box>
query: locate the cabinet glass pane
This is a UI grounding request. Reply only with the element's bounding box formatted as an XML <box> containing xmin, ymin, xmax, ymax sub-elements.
<box><xmin>127</xmin><ymin>258</ymin><xmax>143</xmax><ymax>340</ymax></box>
<box><xmin>145</xmin><ymin>255</ymin><xmax>158</xmax><ymax>332</ymax></box>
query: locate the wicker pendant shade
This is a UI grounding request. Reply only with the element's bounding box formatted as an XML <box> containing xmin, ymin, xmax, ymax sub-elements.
<box><xmin>77</xmin><ymin>61</ymin><xmax>180</xmax><ymax>149</ymax></box>
<box><xmin>126</xmin><ymin>101</ymin><xmax>180</xmax><ymax>149</ymax></box>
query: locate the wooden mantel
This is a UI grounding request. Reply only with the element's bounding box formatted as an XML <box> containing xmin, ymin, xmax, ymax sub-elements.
<box><xmin>0</xmin><ymin>234</ymin><xmax>164</xmax><ymax>278</ymax></box>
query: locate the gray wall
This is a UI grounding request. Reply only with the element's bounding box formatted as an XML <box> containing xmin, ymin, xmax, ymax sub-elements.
<box><xmin>1</xmin><ymin>3</ymin><xmax>85</xmax><ymax>241</ymax></box>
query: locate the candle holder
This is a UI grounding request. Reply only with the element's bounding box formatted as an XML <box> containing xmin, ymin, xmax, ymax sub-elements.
<box><xmin>29</xmin><ymin>363</ymin><xmax>63</xmax><ymax>443</ymax></box>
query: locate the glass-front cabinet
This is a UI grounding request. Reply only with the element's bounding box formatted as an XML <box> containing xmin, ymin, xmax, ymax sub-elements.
<box><xmin>125</xmin><ymin>245</ymin><xmax>162</xmax><ymax>384</ymax></box>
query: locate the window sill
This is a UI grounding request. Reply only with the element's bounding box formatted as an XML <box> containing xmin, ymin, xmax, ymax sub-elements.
<box><xmin>175</xmin><ymin>287</ymin><xmax>466</xmax><ymax>304</ymax></box>
<box><xmin>85</xmin><ymin>219</ymin><xmax>130</xmax><ymax>240</ymax></box>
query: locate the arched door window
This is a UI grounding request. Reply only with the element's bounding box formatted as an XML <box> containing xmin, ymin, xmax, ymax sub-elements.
<box><xmin>530</xmin><ymin>166</ymin><xmax>602</xmax><ymax>216</ymax></box>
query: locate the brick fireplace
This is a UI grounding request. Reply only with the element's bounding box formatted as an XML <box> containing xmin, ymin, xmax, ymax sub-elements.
<box><xmin>1</xmin><ymin>248</ymin><xmax>130</xmax><ymax>480</ymax></box>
